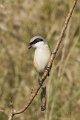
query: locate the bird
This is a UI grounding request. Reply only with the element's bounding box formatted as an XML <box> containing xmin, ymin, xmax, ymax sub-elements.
<box><xmin>28</xmin><ymin>36</ymin><xmax>51</xmax><ymax>111</ymax></box>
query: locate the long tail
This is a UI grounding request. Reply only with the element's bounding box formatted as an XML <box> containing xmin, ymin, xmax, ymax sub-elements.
<box><xmin>41</xmin><ymin>82</ymin><xmax>46</xmax><ymax>111</ymax></box>
<box><xmin>38</xmin><ymin>77</ymin><xmax>46</xmax><ymax>111</ymax></box>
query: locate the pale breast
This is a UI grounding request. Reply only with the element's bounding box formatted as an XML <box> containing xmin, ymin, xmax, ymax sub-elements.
<box><xmin>34</xmin><ymin>45</ymin><xmax>50</xmax><ymax>73</ymax></box>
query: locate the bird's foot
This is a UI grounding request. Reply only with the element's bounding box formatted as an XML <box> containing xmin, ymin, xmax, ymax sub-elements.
<box><xmin>46</xmin><ymin>66</ymin><xmax>50</xmax><ymax>76</ymax></box>
<box><xmin>38</xmin><ymin>79</ymin><xmax>42</xmax><ymax>86</ymax></box>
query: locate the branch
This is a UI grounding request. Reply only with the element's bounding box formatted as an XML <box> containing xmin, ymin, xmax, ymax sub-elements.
<box><xmin>8</xmin><ymin>0</ymin><xmax>78</xmax><ymax>119</ymax></box>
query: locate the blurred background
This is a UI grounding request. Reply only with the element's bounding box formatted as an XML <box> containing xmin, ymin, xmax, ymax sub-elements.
<box><xmin>0</xmin><ymin>0</ymin><xmax>80</xmax><ymax>120</ymax></box>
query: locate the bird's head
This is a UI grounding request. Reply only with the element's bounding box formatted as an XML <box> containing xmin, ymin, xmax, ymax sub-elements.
<box><xmin>28</xmin><ymin>36</ymin><xmax>47</xmax><ymax>49</ymax></box>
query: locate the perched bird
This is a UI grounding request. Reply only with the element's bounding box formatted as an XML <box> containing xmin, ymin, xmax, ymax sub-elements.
<box><xmin>28</xmin><ymin>36</ymin><xmax>51</xmax><ymax>110</ymax></box>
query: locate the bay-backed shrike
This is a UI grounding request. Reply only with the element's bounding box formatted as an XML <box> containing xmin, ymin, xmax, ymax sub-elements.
<box><xmin>28</xmin><ymin>36</ymin><xmax>51</xmax><ymax>110</ymax></box>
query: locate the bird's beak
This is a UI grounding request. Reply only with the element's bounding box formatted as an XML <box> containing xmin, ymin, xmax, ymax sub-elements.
<box><xmin>28</xmin><ymin>44</ymin><xmax>32</xmax><ymax>49</ymax></box>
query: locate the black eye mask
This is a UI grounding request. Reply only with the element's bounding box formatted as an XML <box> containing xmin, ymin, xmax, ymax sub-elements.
<box><xmin>29</xmin><ymin>38</ymin><xmax>43</xmax><ymax>46</ymax></box>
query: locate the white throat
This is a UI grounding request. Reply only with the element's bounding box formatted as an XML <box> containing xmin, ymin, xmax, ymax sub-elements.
<box><xmin>33</xmin><ymin>41</ymin><xmax>46</xmax><ymax>49</ymax></box>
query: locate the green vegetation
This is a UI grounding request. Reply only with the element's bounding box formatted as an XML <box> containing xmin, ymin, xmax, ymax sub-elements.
<box><xmin>0</xmin><ymin>0</ymin><xmax>80</xmax><ymax>120</ymax></box>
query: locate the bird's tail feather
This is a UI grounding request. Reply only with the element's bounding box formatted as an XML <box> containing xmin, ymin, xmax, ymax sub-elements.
<box><xmin>38</xmin><ymin>77</ymin><xmax>46</xmax><ymax>111</ymax></box>
<box><xmin>41</xmin><ymin>83</ymin><xmax>46</xmax><ymax>111</ymax></box>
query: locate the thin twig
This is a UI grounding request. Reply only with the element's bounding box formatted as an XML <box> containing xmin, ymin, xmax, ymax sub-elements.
<box><xmin>8</xmin><ymin>109</ymin><xmax>14</xmax><ymax>120</ymax></box>
<box><xmin>8</xmin><ymin>0</ymin><xmax>78</xmax><ymax>119</ymax></box>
